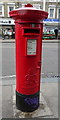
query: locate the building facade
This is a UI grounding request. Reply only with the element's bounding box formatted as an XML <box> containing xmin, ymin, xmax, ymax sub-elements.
<box><xmin>0</xmin><ymin>0</ymin><xmax>22</xmax><ymax>37</ymax></box>
<box><xmin>0</xmin><ymin>0</ymin><xmax>60</xmax><ymax>37</ymax></box>
<box><xmin>44</xmin><ymin>0</ymin><xmax>60</xmax><ymax>33</ymax></box>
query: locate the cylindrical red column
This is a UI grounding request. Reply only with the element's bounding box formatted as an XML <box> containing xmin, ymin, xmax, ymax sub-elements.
<box><xmin>9</xmin><ymin>4</ymin><xmax>48</xmax><ymax>112</ymax></box>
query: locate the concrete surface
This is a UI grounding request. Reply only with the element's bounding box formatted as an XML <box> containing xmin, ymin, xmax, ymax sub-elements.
<box><xmin>41</xmin><ymin>80</ymin><xmax>58</xmax><ymax>118</ymax></box>
<box><xmin>1</xmin><ymin>77</ymin><xmax>58</xmax><ymax>118</ymax></box>
<box><xmin>13</xmin><ymin>89</ymin><xmax>53</xmax><ymax>118</ymax></box>
<box><xmin>2</xmin><ymin>85</ymin><xmax>13</xmax><ymax>118</ymax></box>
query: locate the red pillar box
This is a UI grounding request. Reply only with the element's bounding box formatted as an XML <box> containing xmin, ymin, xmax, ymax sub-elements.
<box><xmin>9</xmin><ymin>4</ymin><xmax>48</xmax><ymax>112</ymax></box>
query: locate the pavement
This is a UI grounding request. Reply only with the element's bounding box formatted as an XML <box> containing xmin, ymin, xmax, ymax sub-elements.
<box><xmin>0</xmin><ymin>76</ymin><xmax>58</xmax><ymax>119</ymax></box>
<box><xmin>0</xmin><ymin>38</ymin><xmax>60</xmax><ymax>43</ymax></box>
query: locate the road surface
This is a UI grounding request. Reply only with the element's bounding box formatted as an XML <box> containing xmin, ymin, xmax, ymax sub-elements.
<box><xmin>1</xmin><ymin>42</ymin><xmax>58</xmax><ymax>77</ymax></box>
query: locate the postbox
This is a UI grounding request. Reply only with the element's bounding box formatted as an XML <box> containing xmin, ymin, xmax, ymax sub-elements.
<box><xmin>9</xmin><ymin>4</ymin><xmax>48</xmax><ymax>112</ymax></box>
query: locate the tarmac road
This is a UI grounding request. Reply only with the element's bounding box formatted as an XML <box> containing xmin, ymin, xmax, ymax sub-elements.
<box><xmin>1</xmin><ymin>41</ymin><xmax>58</xmax><ymax>77</ymax></box>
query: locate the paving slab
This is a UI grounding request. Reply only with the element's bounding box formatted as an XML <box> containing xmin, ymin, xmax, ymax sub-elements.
<box><xmin>1</xmin><ymin>77</ymin><xmax>58</xmax><ymax>118</ymax></box>
<box><xmin>2</xmin><ymin>100</ymin><xmax>13</xmax><ymax>118</ymax></box>
<box><xmin>41</xmin><ymin>82</ymin><xmax>58</xmax><ymax>118</ymax></box>
<box><xmin>1</xmin><ymin>85</ymin><xmax>13</xmax><ymax>118</ymax></box>
<box><xmin>0</xmin><ymin>100</ymin><xmax>2</xmax><ymax>120</ymax></box>
<box><xmin>2</xmin><ymin>85</ymin><xmax>13</xmax><ymax>100</ymax></box>
<box><xmin>12</xmin><ymin>85</ymin><xmax>54</xmax><ymax>118</ymax></box>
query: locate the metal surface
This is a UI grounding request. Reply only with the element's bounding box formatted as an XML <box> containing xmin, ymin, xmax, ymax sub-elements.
<box><xmin>9</xmin><ymin>4</ymin><xmax>48</xmax><ymax>111</ymax></box>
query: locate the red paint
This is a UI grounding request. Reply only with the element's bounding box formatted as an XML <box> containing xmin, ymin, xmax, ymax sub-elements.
<box><xmin>9</xmin><ymin>4</ymin><xmax>48</xmax><ymax>95</ymax></box>
<box><xmin>25</xmin><ymin>3</ymin><xmax>33</xmax><ymax>7</ymax></box>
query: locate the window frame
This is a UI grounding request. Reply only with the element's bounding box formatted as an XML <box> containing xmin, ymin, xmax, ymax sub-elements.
<box><xmin>7</xmin><ymin>3</ymin><xmax>15</xmax><ymax>17</ymax></box>
<box><xmin>57</xmin><ymin>0</ymin><xmax>60</xmax><ymax>2</ymax></box>
<box><xmin>57</xmin><ymin>8</ymin><xmax>60</xmax><ymax>18</ymax></box>
<box><xmin>33</xmin><ymin>0</ymin><xmax>42</xmax><ymax>1</ymax></box>
<box><xmin>33</xmin><ymin>4</ymin><xmax>41</xmax><ymax>9</ymax></box>
<box><xmin>0</xmin><ymin>3</ymin><xmax>4</xmax><ymax>17</ymax></box>
<box><xmin>48</xmin><ymin>0</ymin><xmax>56</xmax><ymax>2</ymax></box>
<box><xmin>48</xmin><ymin>7</ymin><xmax>55</xmax><ymax>18</ymax></box>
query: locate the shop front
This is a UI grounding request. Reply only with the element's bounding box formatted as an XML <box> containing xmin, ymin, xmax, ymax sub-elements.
<box><xmin>43</xmin><ymin>19</ymin><xmax>60</xmax><ymax>39</ymax></box>
<box><xmin>0</xmin><ymin>18</ymin><xmax>15</xmax><ymax>39</ymax></box>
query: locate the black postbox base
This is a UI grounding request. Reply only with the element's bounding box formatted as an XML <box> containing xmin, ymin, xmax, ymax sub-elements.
<box><xmin>16</xmin><ymin>91</ymin><xmax>40</xmax><ymax>112</ymax></box>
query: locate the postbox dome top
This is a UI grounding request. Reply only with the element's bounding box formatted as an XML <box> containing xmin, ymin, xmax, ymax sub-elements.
<box><xmin>9</xmin><ymin>3</ymin><xmax>48</xmax><ymax>22</ymax></box>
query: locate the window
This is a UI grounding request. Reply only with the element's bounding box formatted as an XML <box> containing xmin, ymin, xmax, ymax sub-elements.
<box><xmin>33</xmin><ymin>0</ymin><xmax>42</xmax><ymax>1</ymax></box>
<box><xmin>7</xmin><ymin>3</ymin><xmax>15</xmax><ymax>17</ymax></box>
<box><xmin>0</xmin><ymin>4</ymin><xmax>4</xmax><ymax>17</ymax></box>
<box><xmin>48</xmin><ymin>0</ymin><xmax>56</xmax><ymax>2</ymax></box>
<box><xmin>57</xmin><ymin>0</ymin><xmax>60</xmax><ymax>2</ymax></box>
<box><xmin>57</xmin><ymin>8</ymin><xmax>60</xmax><ymax>18</ymax></box>
<box><xmin>22</xmin><ymin>4</ymin><xmax>25</xmax><ymax>8</ymax></box>
<box><xmin>0</xmin><ymin>5</ymin><xmax>2</xmax><ymax>15</ymax></box>
<box><xmin>50</xmin><ymin>9</ymin><xmax>54</xmax><ymax>17</ymax></box>
<box><xmin>48</xmin><ymin>7</ymin><xmax>55</xmax><ymax>18</ymax></box>
<box><xmin>33</xmin><ymin>4</ymin><xmax>41</xmax><ymax>9</ymax></box>
<box><xmin>9</xmin><ymin>6</ymin><xmax>14</xmax><ymax>11</ymax></box>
